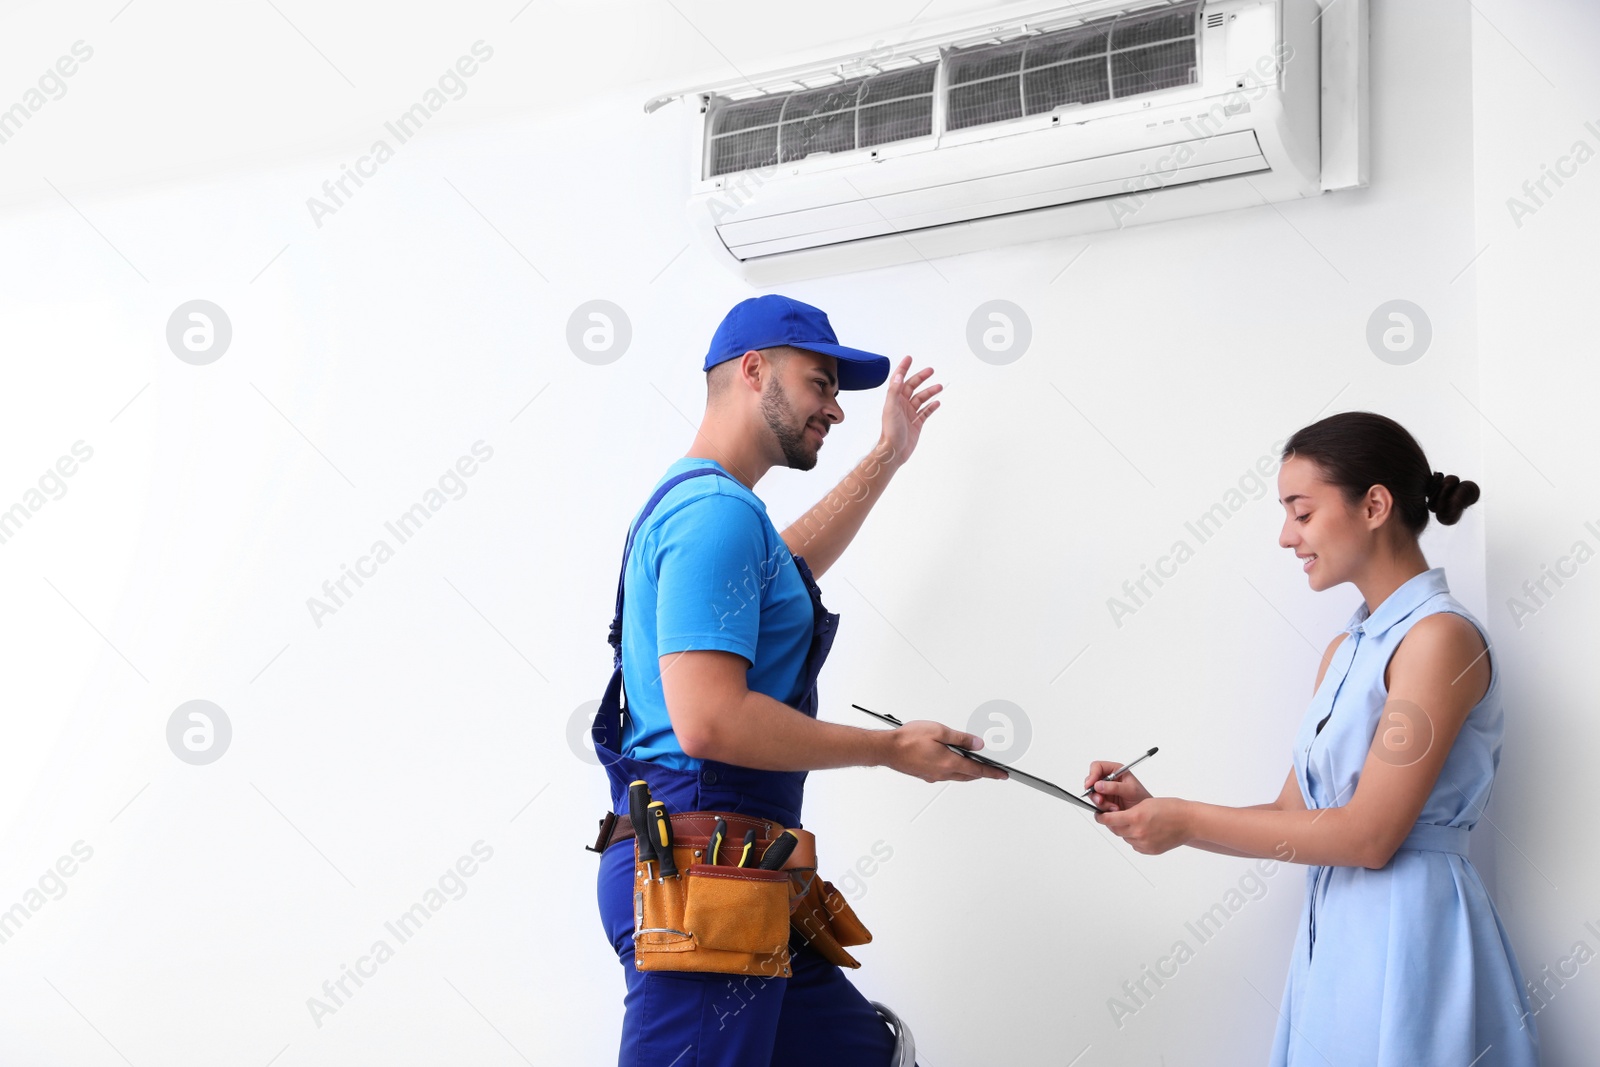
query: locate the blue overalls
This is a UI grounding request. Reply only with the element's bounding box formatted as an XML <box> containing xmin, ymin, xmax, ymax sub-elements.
<box><xmin>593</xmin><ymin>466</ymin><xmax>909</xmax><ymax>1067</ymax></box>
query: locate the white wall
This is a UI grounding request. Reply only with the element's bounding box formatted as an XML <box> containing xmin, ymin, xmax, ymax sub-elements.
<box><xmin>1471</xmin><ymin>2</ymin><xmax>1600</xmax><ymax>1063</ymax></box>
<box><xmin>0</xmin><ymin>2</ymin><xmax>1589</xmax><ymax>1064</ymax></box>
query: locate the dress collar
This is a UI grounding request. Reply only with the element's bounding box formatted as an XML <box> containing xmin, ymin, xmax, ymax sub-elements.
<box><xmin>1344</xmin><ymin>567</ymin><xmax>1449</xmax><ymax>637</ymax></box>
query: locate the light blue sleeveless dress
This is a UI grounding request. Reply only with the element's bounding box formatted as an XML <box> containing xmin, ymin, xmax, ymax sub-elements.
<box><xmin>1271</xmin><ymin>568</ymin><xmax>1540</xmax><ymax>1066</ymax></box>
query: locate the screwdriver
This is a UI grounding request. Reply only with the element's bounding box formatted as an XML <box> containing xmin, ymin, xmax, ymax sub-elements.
<box><xmin>628</xmin><ymin>780</ymin><xmax>656</xmax><ymax>876</ymax></box>
<box><xmin>647</xmin><ymin>801</ymin><xmax>678</xmax><ymax>879</ymax></box>
<box><xmin>736</xmin><ymin>828</ymin><xmax>757</xmax><ymax>868</ymax></box>
<box><xmin>757</xmin><ymin>830</ymin><xmax>798</xmax><ymax>871</ymax></box>
<box><xmin>709</xmin><ymin>818</ymin><xmax>728</xmax><ymax>866</ymax></box>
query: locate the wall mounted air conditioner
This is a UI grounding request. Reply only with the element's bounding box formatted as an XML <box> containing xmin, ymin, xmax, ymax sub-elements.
<box><xmin>645</xmin><ymin>0</ymin><xmax>1367</xmax><ymax>284</ymax></box>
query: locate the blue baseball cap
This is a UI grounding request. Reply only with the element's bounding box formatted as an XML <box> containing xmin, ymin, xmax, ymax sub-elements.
<box><xmin>703</xmin><ymin>295</ymin><xmax>891</xmax><ymax>391</ymax></box>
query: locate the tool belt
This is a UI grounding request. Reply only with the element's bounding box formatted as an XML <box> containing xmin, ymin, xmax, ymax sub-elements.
<box><xmin>591</xmin><ymin>809</ymin><xmax>873</xmax><ymax>977</ymax></box>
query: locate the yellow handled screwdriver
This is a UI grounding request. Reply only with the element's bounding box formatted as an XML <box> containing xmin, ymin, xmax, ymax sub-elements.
<box><xmin>647</xmin><ymin>801</ymin><xmax>678</xmax><ymax>879</ymax></box>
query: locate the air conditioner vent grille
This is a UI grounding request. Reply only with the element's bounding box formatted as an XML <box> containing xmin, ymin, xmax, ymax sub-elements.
<box><xmin>946</xmin><ymin>1</ymin><xmax>1199</xmax><ymax>131</ymax></box>
<box><xmin>1111</xmin><ymin>5</ymin><xmax>1199</xmax><ymax>50</ymax></box>
<box><xmin>702</xmin><ymin>1</ymin><xmax>1204</xmax><ymax>177</ymax></box>
<box><xmin>1024</xmin><ymin>59</ymin><xmax>1112</xmax><ymax>113</ymax></box>
<box><xmin>707</xmin><ymin>63</ymin><xmax>938</xmax><ymax>177</ymax></box>
<box><xmin>948</xmin><ymin>76</ymin><xmax>1025</xmax><ymax>130</ymax></box>
<box><xmin>1111</xmin><ymin>39</ymin><xmax>1198</xmax><ymax>97</ymax></box>
<box><xmin>860</xmin><ymin>96</ymin><xmax>936</xmax><ymax>148</ymax></box>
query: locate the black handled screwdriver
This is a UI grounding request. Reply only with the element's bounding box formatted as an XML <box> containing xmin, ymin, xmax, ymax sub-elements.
<box><xmin>647</xmin><ymin>801</ymin><xmax>678</xmax><ymax>879</ymax></box>
<box><xmin>758</xmin><ymin>830</ymin><xmax>798</xmax><ymax>871</ymax></box>
<box><xmin>709</xmin><ymin>818</ymin><xmax>728</xmax><ymax>865</ymax></box>
<box><xmin>736</xmin><ymin>828</ymin><xmax>758</xmax><ymax>868</ymax></box>
<box><xmin>628</xmin><ymin>780</ymin><xmax>656</xmax><ymax>874</ymax></box>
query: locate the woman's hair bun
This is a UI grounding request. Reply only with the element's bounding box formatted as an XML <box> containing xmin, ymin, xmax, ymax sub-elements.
<box><xmin>1425</xmin><ymin>471</ymin><xmax>1481</xmax><ymax>526</ymax></box>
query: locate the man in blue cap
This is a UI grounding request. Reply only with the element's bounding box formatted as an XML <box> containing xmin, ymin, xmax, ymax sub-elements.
<box><xmin>592</xmin><ymin>294</ymin><xmax>1005</xmax><ymax>1065</ymax></box>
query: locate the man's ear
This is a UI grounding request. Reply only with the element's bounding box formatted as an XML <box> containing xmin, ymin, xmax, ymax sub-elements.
<box><xmin>738</xmin><ymin>348</ymin><xmax>779</xmax><ymax>392</ymax></box>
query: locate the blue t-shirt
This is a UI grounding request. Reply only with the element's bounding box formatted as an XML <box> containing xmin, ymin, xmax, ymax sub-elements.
<box><xmin>619</xmin><ymin>458</ymin><xmax>814</xmax><ymax>771</ymax></box>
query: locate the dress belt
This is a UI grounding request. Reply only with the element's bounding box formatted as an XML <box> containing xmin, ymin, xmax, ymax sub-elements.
<box><xmin>1395</xmin><ymin>822</ymin><xmax>1469</xmax><ymax>856</ymax></box>
<box><xmin>1307</xmin><ymin>822</ymin><xmax>1469</xmax><ymax>961</ymax></box>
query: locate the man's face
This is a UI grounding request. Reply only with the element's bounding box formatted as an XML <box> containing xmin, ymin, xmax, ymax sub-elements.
<box><xmin>760</xmin><ymin>349</ymin><xmax>843</xmax><ymax>472</ymax></box>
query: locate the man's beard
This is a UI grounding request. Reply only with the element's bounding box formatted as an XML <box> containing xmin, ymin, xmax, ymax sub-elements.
<box><xmin>760</xmin><ymin>375</ymin><xmax>818</xmax><ymax>471</ymax></box>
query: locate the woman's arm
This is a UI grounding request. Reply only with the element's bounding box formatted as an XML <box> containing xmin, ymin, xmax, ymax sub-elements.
<box><xmin>1096</xmin><ymin>614</ymin><xmax>1491</xmax><ymax>868</ymax></box>
<box><xmin>1185</xmin><ymin>769</ymin><xmax>1305</xmax><ymax>857</ymax></box>
<box><xmin>1092</xmin><ymin>766</ymin><xmax>1304</xmax><ymax>858</ymax></box>
<box><xmin>1090</xmin><ymin>631</ymin><xmax>1336</xmax><ymax>855</ymax></box>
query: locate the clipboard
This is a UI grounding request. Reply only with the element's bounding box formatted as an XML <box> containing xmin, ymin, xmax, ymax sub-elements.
<box><xmin>851</xmin><ymin>704</ymin><xmax>1102</xmax><ymax>813</ymax></box>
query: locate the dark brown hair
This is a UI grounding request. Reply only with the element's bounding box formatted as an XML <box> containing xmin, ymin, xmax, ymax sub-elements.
<box><xmin>1281</xmin><ymin>412</ymin><xmax>1480</xmax><ymax>532</ymax></box>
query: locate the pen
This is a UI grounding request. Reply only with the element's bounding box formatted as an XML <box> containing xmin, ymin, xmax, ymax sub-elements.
<box><xmin>1082</xmin><ymin>747</ymin><xmax>1158</xmax><ymax>798</ymax></box>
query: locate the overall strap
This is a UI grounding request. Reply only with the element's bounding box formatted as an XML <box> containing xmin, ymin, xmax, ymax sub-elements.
<box><xmin>606</xmin><ymin>466</ymin><xmax>739</xmax><ymax>667</ymax></box>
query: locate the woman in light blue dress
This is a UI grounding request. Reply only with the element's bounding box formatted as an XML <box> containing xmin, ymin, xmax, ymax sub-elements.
<box><xmin>1088</xmin><ymin>412</ymin><xmax>1539</xmax><ymax>1066</ymax></box>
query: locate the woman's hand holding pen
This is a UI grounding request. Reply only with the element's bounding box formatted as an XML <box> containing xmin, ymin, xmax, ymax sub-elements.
<box><xmin>1084</xmin><ymin>761</ymin><xmax>1152</xmax><ymax>811</ymax></box>
<box><xmin>1085</xmin><ymin>760</ymin><xmax>1191</xmax><ymax>855</ymax></box>
<box><xmin>1094</xmin><ymin>798</ymin><xmax>1192</xmax><ymax>855</ymax></box>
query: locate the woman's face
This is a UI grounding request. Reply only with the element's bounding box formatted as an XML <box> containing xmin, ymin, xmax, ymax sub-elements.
<box><xmin>1277</xmin><ymin>455</ymin><xmax>1368</xmax><ymax>592</ymax></box>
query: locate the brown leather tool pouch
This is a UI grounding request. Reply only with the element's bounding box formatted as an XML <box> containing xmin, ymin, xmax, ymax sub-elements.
<box><xmin>787</xmin><ymin>867</ymin><xmax>874</xmax><ymax>969</ymax></box>
<box><xmin>625</xmin><ymin>817</ymin><xmax>874</xmax><ymax>976</ymax></box>
<box><xmin>632</xmin><ymin>840</ymin><xmax>793</xmax><ymax>978</ymax></box>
